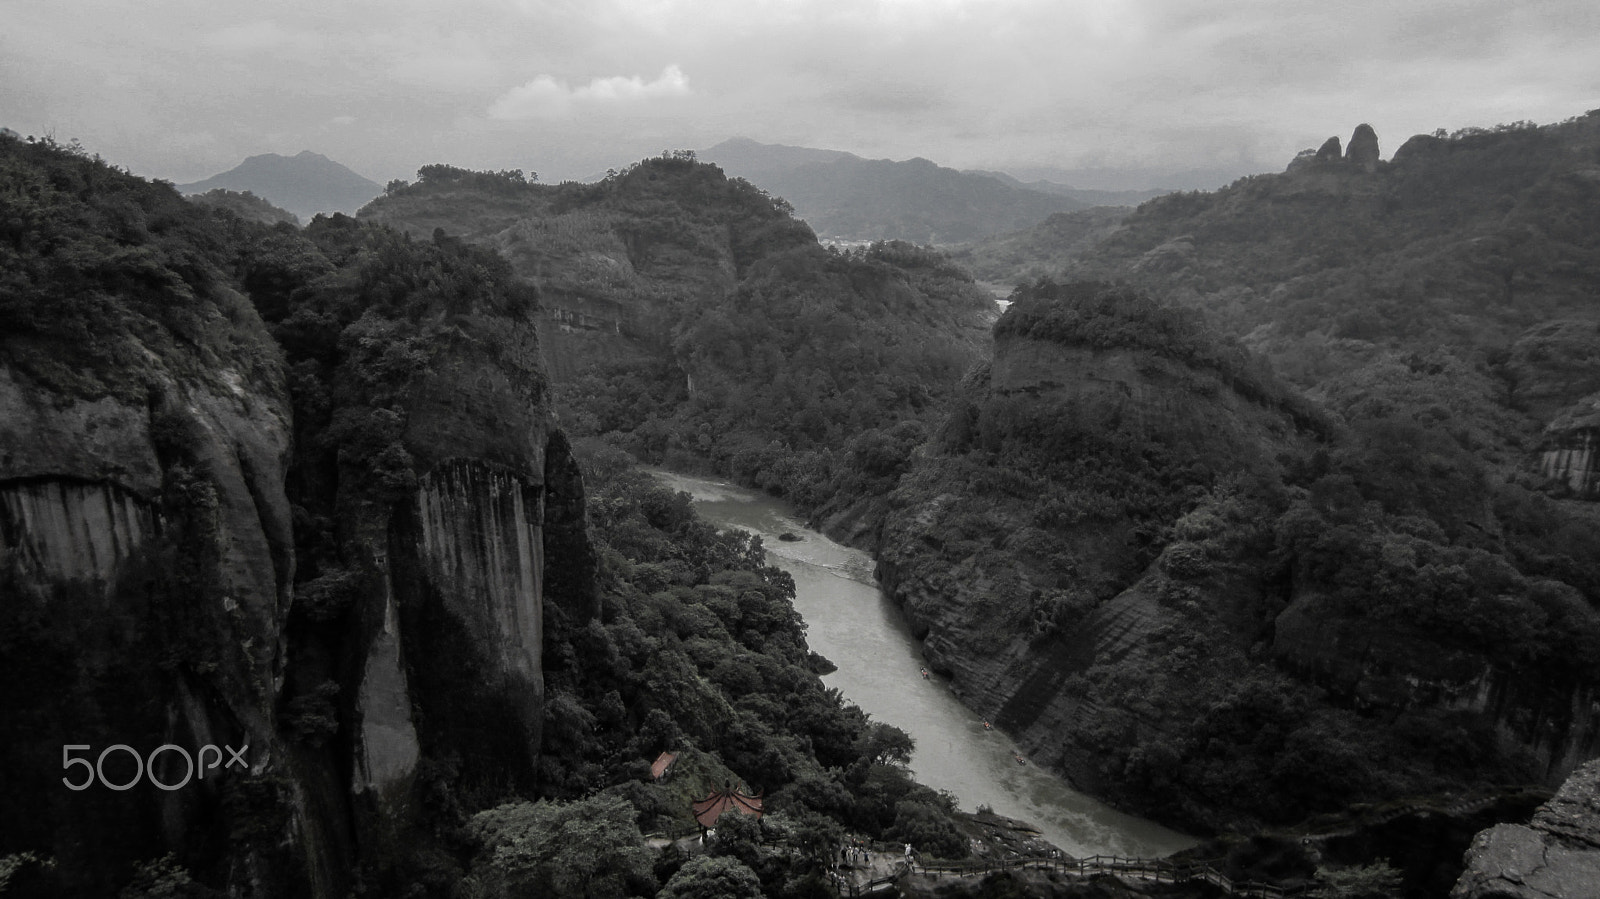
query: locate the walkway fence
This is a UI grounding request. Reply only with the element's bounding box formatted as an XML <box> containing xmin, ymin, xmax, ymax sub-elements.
<box><xmin>832</xmin><ymin>793</ymin><xmax>1525</xmax><ymax>897</ymax></box>
<box><xmin>836</xmin><ymin>853</ymin><xmax>1310</xmax><ymax>898</ymax></box>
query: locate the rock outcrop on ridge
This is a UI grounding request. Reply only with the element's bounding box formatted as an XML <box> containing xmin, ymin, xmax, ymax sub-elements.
<box><xmin>1454</xmin><ymin>760</ymin><xmax>1600</xmax><ymax>898</ymax></box>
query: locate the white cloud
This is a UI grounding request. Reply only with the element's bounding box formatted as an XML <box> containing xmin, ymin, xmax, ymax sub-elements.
<box><xmin>488</xmin><ymin>65</ymin><xmax>691</xmax><ymax>119</ymax></box>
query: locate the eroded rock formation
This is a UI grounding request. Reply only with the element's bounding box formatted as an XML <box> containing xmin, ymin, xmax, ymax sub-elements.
<box><xmin>1347</xmin><ymin>124</ymin><xmax>1381</xmax><ymax>173</ymax></box>
<box><xmin>1453</xmin><ymin>760</ymin><xmax>1600</xmax><ymax>898</ymax></box>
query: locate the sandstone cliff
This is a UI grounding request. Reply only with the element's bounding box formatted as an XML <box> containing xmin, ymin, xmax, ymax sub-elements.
<box><xmin>0</xmin><ymin>136</ymin><xmax>586</xmax><ymax>896</ymax></box>
<box><xmin>1453</xmin><ymin>760</ymin><xmax>1600</xmax><ymax>898</ymax></box>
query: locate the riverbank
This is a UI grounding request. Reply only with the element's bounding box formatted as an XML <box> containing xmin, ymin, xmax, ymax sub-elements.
<box><xmin>652</xmin><ymin>469</ymin><xmax>1196</xmax><ymax>860</ymax></box>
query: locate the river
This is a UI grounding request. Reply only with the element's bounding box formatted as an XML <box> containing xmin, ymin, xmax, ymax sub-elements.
<box><xmin>651</xmin><ymin>471</ymin><xmax>1196</xmax><ymax>859</ymax></box>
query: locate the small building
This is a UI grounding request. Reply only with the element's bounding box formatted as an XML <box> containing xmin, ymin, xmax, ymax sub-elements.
<box><xmin>651</xmin><ymin>752</ymin><xmax>678</xmax><ymax>783</ymax></box>
<box><xmin>691</xmin><ymin>785</ymin><xmax>764</xmax><ymax>830</ymax></box>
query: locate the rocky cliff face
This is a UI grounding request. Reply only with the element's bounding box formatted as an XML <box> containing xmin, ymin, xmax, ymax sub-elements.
<box><xmin>0</xmin><ymin>137</ymin><xmax>585</xmax><ymax>896</ymax></box>
<box><xmin>1538</xmin><ymin>395</ymin><xmax>1600</xmax><ymax>499</ymax></box>
<box><xmin>1273</xmin><ymin>594</ymin><xmax>1600</xmax><ymax>785</ymax></box>
<box><xmin>0</xmin><ymin>324</ymin><xmax>304</xmax><ymax>894</ymax></box>
<box><xmin>1504</xmin><ymin>320</ymin><xmax>1600</xmax><ymax>499</ymax></box>
<box><xmin>269</xmin><ymin>226</ymin><xmax>578</xmax><ymax>888</ymax></box>
<box><xmin>1453</xmin><ymin>760</ymin><xmax>1600</xmax><ymax>898</ymax></box>
<box><xmin>1284</xmin><ymin>125</ymin><xmax>1381</xmax><ymax>175</ymax></box>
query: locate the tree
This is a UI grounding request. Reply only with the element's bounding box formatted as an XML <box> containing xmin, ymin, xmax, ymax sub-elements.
<box><xmin>1309</xmin><ymin>863</ymin><xmax>1404</xmax><ymax>899</ymax></box>
<box><xmin>886</xmin><ymin>800</ymin><xmax>967</xmax><ymax>859</ymax></box>
<box><xmin>656</xmin><ymin>856</ymin><xmax>761</xmax><ymax>899</ymax></box>
<box><xmin>854</xmin><ymin>722</ymin><xmax>914</xmax><ymax>768</ymax></box>
<box><xmin>466</xmin><ymin>795</ymin><xmax>655</xmax><ymax>899</ymax></box>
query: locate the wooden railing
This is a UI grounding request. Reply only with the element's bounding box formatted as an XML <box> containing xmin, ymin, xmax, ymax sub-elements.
<box><xmin>823</xmin><ymin>791</ymin><xmax>1535</xmax><ymax>898</ymax></box>
<box><xmin>836</xmin><ymin>852</ymin><xmax>1309</xmax><ymax>898</ymax></box>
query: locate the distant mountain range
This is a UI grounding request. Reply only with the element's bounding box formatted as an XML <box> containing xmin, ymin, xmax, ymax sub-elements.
<box><xmin>965</xmin><ymin>170</ymin><xmax>1169</xmax><ymax>208</ymax></box>
<box><xmin>700</xmin><ymin>138</ymin><xmax>1164</xmax><ymax>245</ymax></box>
<box><xmin>178</xmin><ymin>150</ymin><xmax>381</xmax><ymax>221</ymax></box>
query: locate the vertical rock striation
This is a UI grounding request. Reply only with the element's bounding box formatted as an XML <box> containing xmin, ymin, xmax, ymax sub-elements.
<box><xmin>0</xmin><ymin>359</ymin><xmax>305</xmax><ymax>895</ymax></box>
<box><xmin>1539</xmin><ymin>395</ymin><xmax>1600</xmax><ymax>498</ymax></box>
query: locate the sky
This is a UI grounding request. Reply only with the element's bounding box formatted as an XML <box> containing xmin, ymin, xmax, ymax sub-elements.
<box><xmin>3</xmin><ymin>0</ymin><xmax>1597</xmax><ymax>190</ymax></box>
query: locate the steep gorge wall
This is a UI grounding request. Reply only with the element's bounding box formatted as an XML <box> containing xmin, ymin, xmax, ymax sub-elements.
<box><xmin>414</xmin><ymin>462</ymin><xmax>544</xmax><ymax>681</ymax></box>
<box><xmin>1</xmin><ymin>344</ymin><xmax>581</xmax><ymax>896</ymax></box>
<box><xmin>1</xmin><ymin>480</ymin><xmax>154</xmax><ymax>586</ymax></box>
<box><xmin>0</xmin><ymin>195</ymin><xmax>588</xmax><ymax>899</ymax></box>
<box><xmin>0</xmin><ymin>361</ymin><xmax>310</xmax><ymax>896</ymax></box>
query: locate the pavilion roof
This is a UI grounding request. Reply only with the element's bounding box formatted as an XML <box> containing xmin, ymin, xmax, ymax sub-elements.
<box><xmin>691</xmin><ymin>786</ymin><xmax>764</xmax><ymax>829</ymax></box>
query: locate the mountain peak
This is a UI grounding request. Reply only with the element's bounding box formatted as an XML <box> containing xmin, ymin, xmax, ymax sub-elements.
<box><xmin>179</xmin><ymin>151</ymin><xmax>381</xmax><ymax>221</ymax></box>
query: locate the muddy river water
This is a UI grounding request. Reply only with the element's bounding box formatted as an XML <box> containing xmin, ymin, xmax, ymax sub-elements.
<box><xmin>652</xmin><ymin>471</ymin><xmax>1196</xmax><ymax>858</ymax></box>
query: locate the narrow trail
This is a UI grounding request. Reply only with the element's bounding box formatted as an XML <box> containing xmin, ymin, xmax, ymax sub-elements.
<box><xmin>833</xmin><ymin>850</ymin><xmax>1302</xmax><ymax>898</ymax></box>
<box><xmin>828</xmin><ymin>794</ymin><xmax>1515</xmax><ymax>897</ymax></box>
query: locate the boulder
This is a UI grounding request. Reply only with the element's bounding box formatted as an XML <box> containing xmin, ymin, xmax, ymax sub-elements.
<box><xmin>1453</xmin><ymin>760</ymin><xmax>1600</xmax><ymax>898</ymax></box>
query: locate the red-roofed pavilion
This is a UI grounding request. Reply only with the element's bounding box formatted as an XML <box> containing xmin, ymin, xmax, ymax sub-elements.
<box><xmin>691</xmin><ymin>786</ymin><xmax>764</xmax><ymax>829</ymax></box>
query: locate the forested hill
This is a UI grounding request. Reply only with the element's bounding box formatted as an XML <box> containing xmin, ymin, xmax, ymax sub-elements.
<box><xmin>1063</xmin><ymin>115</ymin><xmax>1600</xmax><ymax>470</ymax></box>
<box><xmin>862</xmin><ymin>111</ymin><xmax>1600</xmax><ymax>852</ymax></box>
<box><xmin>360</xmin><ymin>154</ymin><xmax>997</xmax><ymax>523</ymax></box>
<box><xmin>876</xmin><ymin>275</ymin><xmax>1600</xmax><ymax>845</ymax></box>
<box><xmin>1067</xmin><ymin>114</ymin><xmax>1600</xmax><ymax>354</ymax></box>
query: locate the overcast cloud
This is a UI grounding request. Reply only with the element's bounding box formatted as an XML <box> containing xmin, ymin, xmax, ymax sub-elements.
<box><xmin>2</xmin><ymin>0</ymin><xmax>1596</xmax><ymax>188</ymax></box>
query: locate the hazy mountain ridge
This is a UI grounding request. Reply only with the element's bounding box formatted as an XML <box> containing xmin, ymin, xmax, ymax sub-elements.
<box><xmin>963</xmin><ymin>168</ymin><xmax>1170</xmax><ymax>207</ymax></box>
<box><xmin>700</xmin><ymin>137</ymin><xmax>1088</xmax><ymax>244</ymax></box>
<box><xmin>179</xmin><ymin>150</ymin><xmax>381</xmax><ymax>221</ymax></box>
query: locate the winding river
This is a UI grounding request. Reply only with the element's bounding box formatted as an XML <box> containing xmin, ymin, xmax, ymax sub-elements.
<box><xmin>651</xmin><ymin>471</ymin><xmax>1196</xmax><ymax>858</ymax></box>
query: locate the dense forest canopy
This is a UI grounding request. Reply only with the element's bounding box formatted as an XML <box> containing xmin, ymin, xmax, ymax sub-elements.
<box><xmin>860</xmin><ymin>115</ymin><xmax>1600</xmax><ymax>853</ymax></box>
<box><xmin>362</xmin><ymin>153</ymin><xmax>997</xmax><ymax>527</ymax></box>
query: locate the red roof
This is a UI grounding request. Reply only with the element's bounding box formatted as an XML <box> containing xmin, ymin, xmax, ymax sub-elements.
<box><xmin>651</xmin><ymin>752</ymin><xmax>677</xmax><ymax>780</ymax></box>
<box><xmin>691</xmin><ymin>787</ymin><xmax>764</xmax><ymax>829</ymax></box>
